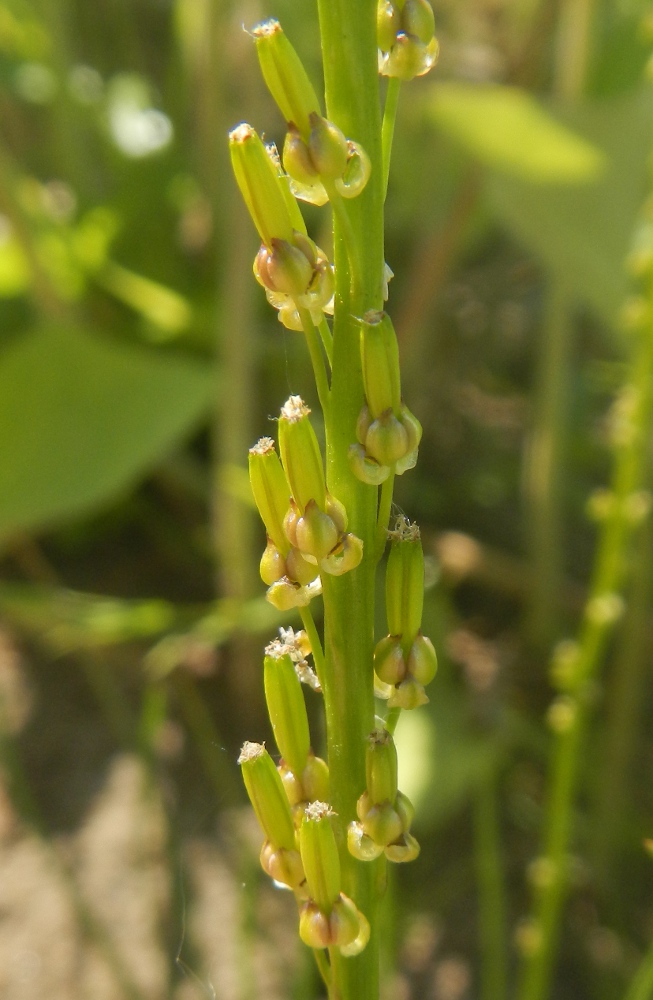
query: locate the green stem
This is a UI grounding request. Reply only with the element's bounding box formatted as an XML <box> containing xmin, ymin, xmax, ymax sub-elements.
<box><xmin>319</xmin><ymin>315</ymin><xmax>335</xmax><ymax>366</ymax></box>
<box><xmin>376</xmin><ymin>471</ymin><xmax>396</xmax><ymax>559</ymax></box>
<box><xmin>517</xmin><ymin>318</ymin><xmax>653</xmax><ymax>1000</ymax></box>
<box><xmin>384</xmin><ymin>707</ymin><xmax>401</xmax><ymax>735</ymax></box>
<box><xmin>382</xmin><ymin>78</ymin><xmax>401</xmax><ymax>199</ymax></box>
<box><xmin>314</xmin><ymin>948</ymin><xmax>334</xmax><ymax>997</ymax></box>
<box><xmin>322</xmin><ymin>178</ymin><xmax>363</xmax><ymax>296</ymax></box>
<box><xmin>299</xmin><ymin>308</ymin><xmax>332</xmax><ymax>418</ymax></box>
<box><xmin>300</xmin><ymin>606</ymin><xmax>327</xmax><ymax>690</ymax></box>
<box><xmin>474</xmin><ymin>772</ymin><xmax>508</xmax><ymax>1000</ymax></box>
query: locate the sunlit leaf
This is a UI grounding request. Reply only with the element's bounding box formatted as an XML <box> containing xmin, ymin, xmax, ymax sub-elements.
<box><xmin>427</xmin><ymin>82</ymin><xmax>605</xmax><ymax>183</ymax></box>
<box><xmin>0</xmin><ymin>324</ymin><xmax>212</xmax><ymax>538</ymax></box>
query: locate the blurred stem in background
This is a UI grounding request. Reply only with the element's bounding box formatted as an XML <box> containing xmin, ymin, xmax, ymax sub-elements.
<box><xmin>473</xmin><ymin>767</ymin><xmax>508</xmax><ymax>1000</ymax></box>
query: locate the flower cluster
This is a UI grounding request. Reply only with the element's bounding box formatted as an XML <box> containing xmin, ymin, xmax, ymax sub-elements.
<box><xmin>377</xmin><ymin>0</ymin><xmax>439</xmax><ymax>80</ymax></box>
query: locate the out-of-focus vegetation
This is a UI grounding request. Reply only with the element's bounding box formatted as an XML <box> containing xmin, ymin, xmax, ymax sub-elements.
<box><xmin>1</xmin><ymin>1</ymin><xmax>653</xmax><ymax>998</ymax></box>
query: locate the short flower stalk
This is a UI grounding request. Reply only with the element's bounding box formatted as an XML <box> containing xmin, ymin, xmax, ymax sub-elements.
<box><xmin>232</xmin><ymin>4</ymin><xmax>439</xmax><ymax>997</ymax></box>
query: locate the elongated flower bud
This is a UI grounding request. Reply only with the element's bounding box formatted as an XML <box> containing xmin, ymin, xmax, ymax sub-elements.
<box><xmin>385</xmin><ymin>519</ymin><xmax>424</xmax><ymax>644</ymax></box>
<box><xmin>253</xmin><ymin>19</ymin><xmax>320</xmax><ymax>139</ymax></box>
<box><xmin>299</xmin><ymin>802</ymin><xmax>341</xmax><ymax>915</ymax></box>
<box><xmin>360</xmin><ymin>311</ymin><xmax>402</xmax><ymax>420</ymax></box>
<box><xmin>264</xmin><ymin>651</ymin><xmax>310</xmax><ymax>779</ymax></box>
<box><xmin>229</xmin><ymin>123</ymin><xmax>295</xmax><ymax>247</ymax></box>
<box><xmin>366</xmin><ymin>729</ymin><xmax>398</xmax><ymax>805</ymax></box>
<box><xmin>278</xmin><ymin>396</ymin><xmax>327</xmax><ymax>512</ymax></box>
<box><xmin>249</xmin><ymin>438</ymin><xmax>291</xmax><ymax>555</ymax></box>
<box><xmin>239</xmin><ymin>742</ymin><xmax>296</xmax><ymax>851</ymax></box>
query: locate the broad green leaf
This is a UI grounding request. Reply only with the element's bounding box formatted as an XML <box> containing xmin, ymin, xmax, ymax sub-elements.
<box><xmin>427</xmin><ymin>82</ymin><xmax>605</xmax><ymax>183</ymax></box>
<box><xmin>486</xmin><ymin>89</ymin><xmax>653</xmax><ymax>323</ymax></box>
<box><xmin>0</xmin><ymin>324</ymin><xmax>212</xmax><ymax>538</ymax></box>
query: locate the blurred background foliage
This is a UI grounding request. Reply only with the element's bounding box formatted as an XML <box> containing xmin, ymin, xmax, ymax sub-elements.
<box><xmin>0</xmin><ymin>0</ymin><xmax>653</xmax><ymax>998</ymax></box>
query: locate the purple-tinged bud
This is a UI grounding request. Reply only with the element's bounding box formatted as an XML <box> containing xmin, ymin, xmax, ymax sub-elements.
<box><xmin>253</xmin><ymin>20</ymin><xmax>320</xmax><ymax>139</ymax></box>
<box><xmin>263</xmin><ymin>238</ymin><xmax>314</xmax><ymax>297</ymax></box>
<box><xmin>373</xmin><ymin>635</ymin><xmax>407</xmax><ymax>685</ymax></box>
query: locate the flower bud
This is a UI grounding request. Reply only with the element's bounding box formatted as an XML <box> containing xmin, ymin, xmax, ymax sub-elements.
<box><xmin>285</xmin><ymin>546</ymin><xmax>320</xmax><ymax>586</ymax></box>
<box><xmin>278</xmin><ymin>396</ymin><xmax>326</xmax><ymax>513</ymax></box>
<box><xmin>362</xmin><ymin>801</ymin><xmax>404</xmax><ymax>846</ymax></box>
<box><xmin>365</xmin><ymin>411</ymin><xmax>409</xmax><ymax>466</ymax></box>
<box><xmin>296</xmin><ymin>499</ymin><xmax>340</xmax><ymax>560</ymax></box>
<box><xmin>384</xmin><ymin>832</ymin><xmax>420</xmax><ymax>863</ymax></box>
<box><xmin>347</xmin><ymin>821</ymin><xmax>385</xmax><ymax>861</ymax></box>
<box><xmin>298</xmin><ymin>894</ymin><xmax>369</xmax><ymax>954</ymax></box>
<box><xmin>407</xmin><ymin>633</ymin><xmax>438</xmax><ymax>685</ymax></box>
<box><xmin>260</xmin><ymin>538</ymin><xmax>287</xmax><ymax>585</ymax></box>
<box><xmin>299</xmin><ymin>802</ymin><xmax>341</xmax><ymax>914</ymax></box>
<box><xmin>380</xmin><ymin>32</ymin><xmax>439</xmax><ymax>79</ymax></box>
<box><xmin>388</xmin><ymin>677</ymin><xmax>429</xmax><ymax>710</ymax></box>
<box><xmin>395</xmin><ymin>405</ymin><xmax>422</xmax><ymax>475</ymax></box>
<box><xmin>385</xmin><ymin>520</ymin><xmax>424</xmax><ymax>643</ymax></box>
<box><xmin>302</xmin><ymin>753</ymin><xmax>330</xmax><ymax>801</ymax></box>
<box><xmin>239</xmin><ymin>742</ymin><xmax>296</xmax><ymax>851</ymax></box>
<box><xmin>402</xmin><ymin>0</ymin><xmax>435</xmax><ymax>44</ymax></box>
<box><xmin>249</xmin><ymin>437</ymin><xmax>292</xmax><ymax>555</ymax></box>
<box><xmin>257</xmin><ymin>238</ymin><xmax>314</xmax><ymax>297</ymax></box>
<box><xmin>264</xmin><ymin>651</ymin><xmax>310</xmax><ymax>779</ymax></box>
<box><xmin>253</xmin><ymin>20</ymin><xmax>320</xmax><ymax>139</ymax></box>
<box><xmin>373</xmin><ymin>634</ymin><xmax>406</xmax><ymax>685</ymax></box>
<box><xmin>325</xmin><ymin>492</ymin><xmax>348</xmax><ymax>533</ymax></box>
<box><xmin>360</xmin><ymin>311</ymin><xmax>402</xmax><ymax>419</ymax></box>
<box><xmin>378</xmin><ymin>0</ymin><xmax>401</xmax><ymax>52</ymax></box>
<box><xmin>365</xmin><ymin>729</ymin><xmax>398</xmax><ymax>805</ymax></box>
<box><xmin>335</xmin><ymin>140</ymin><xmax>372</xmax><ymax>199</ymax></box>
<box><xmin>266</xmin><ymin>575</ymin><xmax>321</xmax><ymax>610</ymax></box>
<box><xmin>260</xmin><ymin>840</ymin><xmax>306</xmax><ymax>892</ymax></box>
<box><xmin>320</xmin><ymin>532</ymin><xmax>364</xmax><ymax>576</ymax></box>
<box><xmin>395</xmin><ymin>790</ymin><xmax>415</xmax><ymax>831</ymax></box>
<box><xmin>229</xmin><ymin>123</ymin><xmax>295</xmax><ymax>247</ymax></box>
<box><xmin>283</xmin><ymin>123</ymin><xmax>319</xmax><ymax>184</ymax></box>
<box><xmin>299</xmin><ymin>900</ymin><xmax>332</xmax><ymax>948</ymax></box>
<box><xmin>308</xmin><ymin>112</ymin><xmax>349</xmax><ymax>179</ymax></box>
<box><xmin>348</xmin><ymin>443</ymin><xmax>391</xmax><ymax>485</ymax></box>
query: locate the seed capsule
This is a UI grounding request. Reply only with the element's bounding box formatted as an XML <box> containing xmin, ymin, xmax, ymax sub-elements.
<box><xmin>264</xmin><ymin>651</ymin><xmax>310</xmax><ymax>780</ymax></box>
<box><xmin>229</xmin><ymin>123</ymin><xmax>295</xmax><ymax>247</ymax></box>
<box><xmin>253</xmin><ymin>19</ymin><xmax>320</xmax><ymax>139</ymax></box>
<box><xmin>239</xmin><ymin>742</ymin><xmax>296</xmax><ymax>852</ymax></box>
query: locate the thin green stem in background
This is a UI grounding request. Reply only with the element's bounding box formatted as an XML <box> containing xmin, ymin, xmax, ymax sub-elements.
<box><xmin>318</xmin><ymin>315</ymin><xmax>335</xmax><ymax>366</ymax></box>
<box><xmin>382</xmin><ymin>78</ymin><xmax>401</xmax><ymax>200</ymax></box>
<box><xmin>299</xmin><ymin>308</ymin><xmax>332</xmax><ymax>417</ymax></box>
<box><xmin>474</xmin><ymin>771</ymin><xmax>508</xmax><ymax>1000</ymax></box>
<box><xmin>623</xmin><ymin>941</ymin><xmax>653</xmax><ymax>1000</ymax></box>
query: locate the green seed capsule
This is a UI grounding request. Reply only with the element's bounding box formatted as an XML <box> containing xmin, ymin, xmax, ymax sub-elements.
<box><xmin>253</xmin><ymin>19</ymin><xmax>321</xmax><ymax>140</ymax></box>
<box><xmin>264</xmin><ymin>652</ymin><xmax>310</xmax><ymax>779</ymax></box>
<box><xmin>320</xmin><ymin>532</ymin><xmax>364</xmax><ymax>576</ymax></box>
<box><xmin>283</xmin><ymin>124</ymin><xmax>319</xmax><ymax>185</ymax></box>
<box><xmin>285</xmin><ymin>546</ymin><xmax>319</xmax><ymax>586</ymax></box>
<box><xmin>262</xmin><ymin>238</ymin><xmax>314</xmax><ymax>297</ymax></box>
<box><xmin>260</xmin><ymin>539</ymin><xmax>286</xmax><ymax>585</ymax></box>
<box><xmin>278</xmin><ymin>396</ymin><xmax>327</xmax><ymax>513</ymax></box>
<box><xmin>229</xmin><ymin>123</ymin><xmax>295</xmax><ymax>247</ymax></box>
<box><xmin>295</xmin><ymin>499</ymin><xmax>339</xmax><ymax>560</ymax></box>
<box><xmin>300</xmin><ymin>802</ymin><xmax>341</xmax><ymax>915</ymax></box>
<box><xmin>365</xmin><ymin>411</ymin><xmax>409</xmax><ymax>466</ymax></box>
<box><xmin>373</xmin><ymin>635</ymin><xmax>406</xmax><ymax>685</ymax></box>
<box><xmin>407</xmin><ymin>633</ymin><xmax>438</xmax><ymax>685</ymax></box>
<box><xmin>385</xmin><ymin>520</ymin><xmax>424</xmax><ymax>642</ymax></box>
<box><xmin>308</xmin><ymin>113</ymin><xmax>349</xmax><ymax>180</ymax></box>
<box><xmin>402</xmin><ymin>0</ymin><xmax>435</xmax><ymax>44</ymax></box>
<box><xmin>360</xmin><ymin>311</ymin><xmax>402</xmax><ymax>420</ymax></box>
<box><xmin>248</xmin><ymin>437</ymin><xmax>291</xmax><ymax>555</ymax></box>
<box><xmin>239</xmin><ymin>742</ymin><xmax>296</xmax><ymax>851</ymax></box>
<box><xmin>349</xmin><ymin>443</ymin><xmax>391</xmax><ymax>485</ymax></box>
<box><xmin>378</xmin><ymin>0</ymin><xmax>401</xmax><ymax>51</ymax></box>
<box><xmin>362</xmin><ymin>801</ymin><xmax>404</xmax><ymax>846</ymax></box>
<box><xmin>365</xmin><ymin>729</ymin><xmax>398</xmax><ymax>805</ymax></box>
<box><xmin>302</xmin><ymin>753</ymin><xmax>330</xmax><ymax>801</ymax></box>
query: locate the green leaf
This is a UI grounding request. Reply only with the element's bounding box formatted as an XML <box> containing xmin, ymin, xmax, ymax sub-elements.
<box><xmin>486</xmin><ymin>89</ymin><xmax>653</xmax><ymax>323</ymax></box>
<box><xmin>427</xmin><ymin>82</ymin><xmax>605</xmax><ymax>183</ymax></box>
<box><xmin>0</xmin><ymin>324</ymin><xmax>212</xmax><ymax>538</ymax></box>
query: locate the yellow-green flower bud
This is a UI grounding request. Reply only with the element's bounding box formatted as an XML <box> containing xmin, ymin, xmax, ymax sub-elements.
<box><xmin>385</xmin><ymin>519</ymin><xmax>424</xmax><ymax>644</ymax></box>
<box><xmin>380</xmin><ymin>31</ymin><xmax>439</xmax><ymax>79</ymax></box>
<box><xmin>402</xmin><ymin>0</ymin><xmax>435</xmax><ymax>43</ymax></box>
<box><xmin>260</xmin><ymin>840</ymin><xmax>306</xmax><ymax>892</ymax></box>
<box><xmin>365</xmin><ymin>729</ymin><xmax>398</xmax><ymax>805</ymax></box>
<box><xmin>388</xmin><ymin>677</ymin><xmax>429</xmax><ymax>709</ymax></box>
<box><xmin>395</xmin><ymin>790</ymin><xmax>415</xmax><ymax>832</ymax></box>
<box><xmin>298</xmin><ymin>894</ymin><xmax>369</xmax><ymax>954</ymax></box>
<box><xmin>248</xmin><ymin>437</ymin><xmax>291</xmax><ymax>555</ymax></box>
<box><xmin>395</xmin><ymin>404</ymin><xmax>422</xmax><ymax>475</ymax></box>
<box><xmin>373</xmin><ymin>635</ymin><xmax>406</xmax><ymax>685</ymax></box>
<box><xmin>407</xmin><ymin>633</ymin><xmax>438</xmax><ymax>685</ymax></box>
<box><xmin>378</xmin><ymin>0</ymin><xmax>401</xmax><ymax>51</ymax></box>
<box><xmin>299</xmin><ymin>900</ymin><xmax>332</xmax><ymax>948</ymax></box>
<box><xmin>302</xmin><ymin>753</ymin><xmax>330</xmax><ymax>801</ymax></box>
<box><xmin>253</xmin><ymin>19</ymin><xmax>321</xmax><ymax>140</ymax></box>
<box><xmin>384</xmin><ymin>831</ymin><xmax>420</xmax><ymax>863</ymax></box>
<box><xmin>264</xmin><ymin>651</ymin><xmax>310</xmax><ymax>779</ymax></box>
<box><xmin>360</xmin><ymin>311</ymin><xmax>402</xmax><ymax>420</ymax></box>
<box><xmin>347</xmin><ymin>821</ymin><xmax>385</xmax><ymax>861</ymax></box>
<box><xmin>362</xmin><ymin>800</ymin><xmax>404</xmax><ymax>846</ymax></box>
<box><xmin>239</xmin><ymin>742</ymin><xmax>296</xmax><ymax>851</ymax></box>
<box><xmin>266</xmin><ymin>576</ymin><xmax>321</xmax><ymax>611</ymax></box>
<box><xmin>278</xmin><ymin>396</ymin><xmax>326</xmax><ymax>513</ymax></box>
<box><xmin>348</xmin><ymin>443</ymin><xmax>391</xmax><ymax>485</ymax></box>
<box><xmin>285</xmin><ymin>546</ymin><xmax>320</xmax><ymax>586</ymax></box>
<box><xmin>325</xmin><ymin>493</ymin><xmax>348</xmax><ymax>533</ymax></box>
<box><xmin>255</xmin><ymin>238</ymin><xmax>314</xmax><ymax>297</ymax></box>
<box><xmin>308</xmin><ymin>113</ymin><xmax>349</xmax><ymax>180</ymax></box>
<box><xmin>260</xmin><ymin>538</ymin><xmax>287</xmax><ymax>585</ymax></box>
<box><xmin>320</xmin><ymin>532</ymin><xmax>364</xmax><ymax>576</ymax></box>
<box><xmin>229</xmin><ymin>123</ymin><xmax>295</xmax><ymax>247</ymax></box>
<box><xmin>296</xmin><ymin>499</ymin><xmax>340</xmax><ymax>560</ymax></box>
<box><xmin>365</xmin><ymin>412</ymin><xmax>409</xmax><ymax>466</ymax></box>
<box><xmin>299</xmin><ymin>801</ymin><xmax>341</xmax><ymax>915</ymax></box>
<box><xmin>283</xmin><ymin>123</ymin><xmax>319</xmax><ymax>185</ymax></box>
